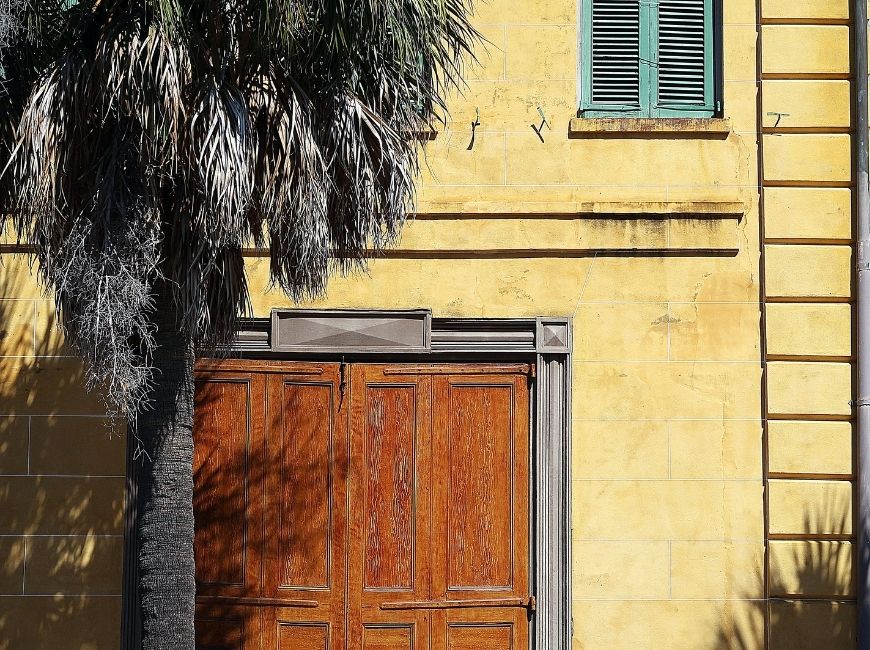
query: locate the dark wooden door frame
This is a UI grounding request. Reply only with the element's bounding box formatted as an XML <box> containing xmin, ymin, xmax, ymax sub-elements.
<box><xmin>122</xmin><ymin>312</ymin><xmax>572</xmax><ymax>650</ymax></box>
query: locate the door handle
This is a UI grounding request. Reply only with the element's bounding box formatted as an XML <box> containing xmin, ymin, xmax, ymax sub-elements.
<box><xmin>380</xmin><ymin>596</ymin><xmax>535</xmax><ymax>611</ymax></box>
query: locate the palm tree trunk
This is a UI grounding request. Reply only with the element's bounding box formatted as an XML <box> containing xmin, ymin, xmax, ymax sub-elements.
<box><xmin>135</xmin><ymin>280</ymin><xmax>196</xmax><ymax>649</ymax></box>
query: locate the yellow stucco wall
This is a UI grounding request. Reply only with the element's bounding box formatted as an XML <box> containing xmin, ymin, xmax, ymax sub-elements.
<box><xmin>0</xmin><ymin>0</ymin><xmax>858</xmax><ymax>648</ymax></box>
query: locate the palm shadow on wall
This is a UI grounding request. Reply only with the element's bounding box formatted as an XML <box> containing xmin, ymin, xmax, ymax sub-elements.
<box><xmin>0</xmin><ymin>252</ymin><xmax>125</xmax><ymax>649</ymax></box>
<box><xmin>711</xmin><ymin>494</ymin><xmax>856</xmax><ymax>649</ymax></box>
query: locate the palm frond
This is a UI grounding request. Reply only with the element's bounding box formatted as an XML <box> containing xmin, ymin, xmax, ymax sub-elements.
<box><xmin>1</xmin><ymin>0</ymin><xmax>483</xmax><ymax>417</ymax></box>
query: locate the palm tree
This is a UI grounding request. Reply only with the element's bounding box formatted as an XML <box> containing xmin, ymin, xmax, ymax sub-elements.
<box><xmin>0</xmin><ymin>1</ymin><xmax>479</xmax><ymax>647</ymax></box>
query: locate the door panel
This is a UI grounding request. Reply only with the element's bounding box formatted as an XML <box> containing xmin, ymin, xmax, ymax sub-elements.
<box><xmin>362</xmin><ymin>623</ymin><xmax>417</xmax><ymax>649</ymax></box>
<box><xmin>273</xmin><ymin>619</ymin><xmax>330</xmax><ymax>649</ymax></box>
<box><xmin>445</xmin><ymin>621</ymin><xmax>516</xmax><ymax>650</ymax></box>
<box><xmin>195</xmin><ymin>616</ymin><xmax>245</xmax><ymax>650</ymax></box>
<box><xmin>193</xmin><ymin>372</ymin><xmax>265</xmax><ymax>599</ymax></box>
<box><xmin>348</xmin><ymin>365</ymin><xmax>432</xmax><ymax>648</ymax></box>
<box><xmin>275</xmin><ymin>381</ymin><xmax>333</xmax><ymax>590</ymax></box>
<box><xmin>362</xmin><ymin>385</ymin><xmax>418</xmax><ymax>591</ymax></box>
<box><xmin>432</xmin><ymin>372</ymin><xmax>530</xmax><ymax>650</ymax></box>
<box><xmin>444</xmin><ymin>383</ymin><xmax>515</xmax><ymax>589</ymax></box>
<box><xmin>433</xmin><ymin>374</ymin><xmax>529</xmax><ymax>601</ymax></box>
<box><xmin>193</xmin><ymin>360</ymin><xmax>531</xmax><ymax>650</ymax></box>
<box><xmin>432</xmin><ymin>607</ymin><xmax>527</xmax><ymax>650</ymax></box>
<box><xmin>264</xmin><ymin>366</ymin><xmax>347</xmax><ymax>650</ymax></box>
<box><xmin>194</xmin><ymin>605</ymin><xmax>261</xmax><ymax>650</ymax></box>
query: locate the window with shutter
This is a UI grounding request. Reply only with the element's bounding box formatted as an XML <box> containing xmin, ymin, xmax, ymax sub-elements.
<box><xmin>580</xmin><ymin>0</ymin><xmax>717</xmax><ymax>118</ymax></box>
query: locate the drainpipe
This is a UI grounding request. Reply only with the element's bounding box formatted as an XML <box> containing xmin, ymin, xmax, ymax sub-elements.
<box><xmin>856</xmin><ymin>0</ymin><xmax>870</xmax><ymax>647</ymax></box>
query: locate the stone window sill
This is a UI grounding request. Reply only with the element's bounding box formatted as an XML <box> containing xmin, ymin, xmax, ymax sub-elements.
<box><xmin>569</xmin><ymin>117</ymin><xmax>732</xmax><ymax>139</ymax></box>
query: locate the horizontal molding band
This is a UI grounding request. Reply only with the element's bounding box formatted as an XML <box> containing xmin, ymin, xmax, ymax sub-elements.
<box><xmin>764</xmin><ymin>238</ymin><xmax>854</xmax><ymax>246</ymax></box>
<box><xmin>760</xmin><ymin>18</ymin><xmax>852</xmax><ymax>26</ymax></box>
<box><xmin>761</xmin><ymin>127</ymin><xmax>852</xmax><ymax>135</ymax></box>
<box><xmin>242</xmin><ymin>248</ymin><xmax>739</xmax><ymax>259</ymax></box>
<box><xmin>766</xmin><ymin>355</ymin><xmax>854</xmax><ymax>362</ymax></box>
<box><xmin>766</xmin><ymin>413</ymin><xmax>854</xmax><ymax>422</ymax></box>
<box><xmin>768</xmin><ymin>533</ymin><xmax>854</xmax><ymax>541</ymax></box>
<box><xmin>767</xmin><ymin>596</ymin><xmax>857</xmax><ymax>605</ymax></box>
<box><xmin>765</xmin><ymin>297</ymin><xmax>853</xmax><ymax>304</ymax></box>
<box><xmin>0</xmin><ymin>244</ymin><xmax>737</xmax><ymax>261</ymax></box>
<box><xmin>414</xmin><ymin>205</ymin><xmax>745</xmax><ymax>219</ymax></box>
<box><xmin>762</xmin><ymin>180</ymin><xmax>854</xmax><ymax>189</ymax></box>
<box><xmin>761</xmin><ymin>73</ymin><xmax>853</xmax><ymax>81</ymax></box>
<box><xmin>768</xmin><ymin>595</ymin><xmax>857</xmax><ymax>602</ymax></box>
<box><xmin>0</xmin><ymin>244</ymin><xmax>33</xmax><ymax>254</ymax></box>
<box><xmin>768</xmin><ymin>472</ymin><xmax>853</xmax><ymax>481</ymax></box>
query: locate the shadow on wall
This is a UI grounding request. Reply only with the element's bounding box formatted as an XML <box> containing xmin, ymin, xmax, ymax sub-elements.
<box><xmin>711</xmin><ymin>495</ymin><xmax>856</xmax><ymax>649</ymax></box>
<box><xmin>0</xmin><ymin>254</ymin><xmax>97</xmax><ymax>413</ymax></box>
<box><xmin>0</xmin><ymin>253</ymin><xmax>124</xmax><ymax>649</ymax></box>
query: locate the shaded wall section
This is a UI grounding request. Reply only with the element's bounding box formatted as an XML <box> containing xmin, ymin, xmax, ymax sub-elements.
<box><xmin>0</xmin><ymin>255</ymin><xmax>124</xmax><ymax>649</ymax></box>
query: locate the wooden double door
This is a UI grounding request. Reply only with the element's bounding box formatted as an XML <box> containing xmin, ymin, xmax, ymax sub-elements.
<box><xmin>192</xmin><ymin>360</ymin><xmax>532</xmax><ymax>650</ymax></box>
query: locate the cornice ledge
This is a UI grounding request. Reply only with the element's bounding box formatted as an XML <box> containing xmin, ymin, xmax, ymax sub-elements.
<box><xmin>413</xmin><ymin>200</ymin><xmax>746</xmax><ymax>219</ymax></box>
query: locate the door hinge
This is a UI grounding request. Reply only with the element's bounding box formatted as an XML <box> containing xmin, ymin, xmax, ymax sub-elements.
<box><xmin>527</xmin><ymin>595</ymin><xmax>537</xmax><ymax>612</ymax></box>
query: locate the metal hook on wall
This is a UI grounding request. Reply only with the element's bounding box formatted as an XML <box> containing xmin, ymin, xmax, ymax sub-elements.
<box><xmin>766</xmin><ymin>111</ymin><xmax>790</xmax><ymax>129</ymax></box>
<box><xmin>467</xmin><ymin>107</ymin><xmax>481</xmax><ymax>150</ymax></box>
<box><xmin>531</xmin><ymin>106</ymin><xmax>550</xmax><ymax>143</ymax></box>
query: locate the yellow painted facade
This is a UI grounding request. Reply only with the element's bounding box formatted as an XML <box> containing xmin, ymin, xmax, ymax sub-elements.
<box><xmin>0</xmin><ymin>0</ymin><xmax>859</xmax><ymax>648</ymax></box>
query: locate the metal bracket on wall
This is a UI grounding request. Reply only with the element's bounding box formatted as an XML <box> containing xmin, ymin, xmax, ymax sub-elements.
<box><xmin>766</xmin><ymin>111</ymin><xmax>790</xmax><ymax>128</ymax></box>
<box><xmin>467</xmin><ymin>107</ymin><xmax>481</xmax><ymax>150</ymax></box>
<box><xmin>531</xmin><ymin>106</ymin><xmax>551</xmax><ymax>143</ymax></box>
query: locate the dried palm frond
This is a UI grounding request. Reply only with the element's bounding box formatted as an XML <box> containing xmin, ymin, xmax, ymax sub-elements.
<box><xmin>1</xmin><ymin>0</ymin><xmax>481</xmax><ymax>418</ymax></box>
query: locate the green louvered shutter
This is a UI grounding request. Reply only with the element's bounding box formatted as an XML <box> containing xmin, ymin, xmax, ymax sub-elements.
<box><xmin>652</xmin><ymin>0</ymin><xmax>715</xmax><ymax>115</ymax></box>
<box><xmin>580</xmin><ymin>0</ymin><xmax>716</xmax><ymax>118</ymax></box>
<box><xmin>582</xmin><ymin>0</ymin><xmax>644</xmax><ymax>114</ymax></box>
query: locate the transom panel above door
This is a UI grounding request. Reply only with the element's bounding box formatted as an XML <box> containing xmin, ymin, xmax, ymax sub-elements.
<box><xmin>192</xmin><ymin>360</ymin><xmax>532</xmax><ymax>650</ymax></box>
